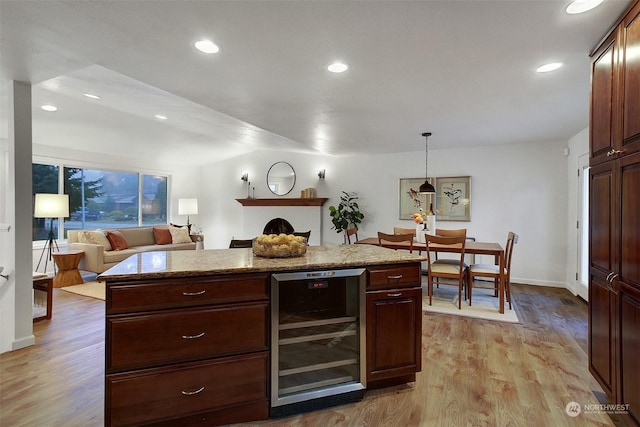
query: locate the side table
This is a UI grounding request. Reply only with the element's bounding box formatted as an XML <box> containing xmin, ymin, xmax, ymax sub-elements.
<box><xmin>33</xmin><ymin>275</ymin><xmax>53</xmax><ymax>322</ymax></box>
<box><xmin>52</xmin><ymin>250</ymin><xmax>85</xmax><ymax>288</ymax></box>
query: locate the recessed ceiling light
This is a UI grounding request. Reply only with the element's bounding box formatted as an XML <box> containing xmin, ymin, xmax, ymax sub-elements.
<box><xmin>328</xmin><ymin>62</ymin><xmax>348</xmax><ymax>73</ymax></box>
<box><xmin>41</xmin><ymin>105</ymin><xmax>58</xmax><ymax>112</ymax></box>
<box><xmin>536</xmin><ymin>62</ymin><xmax>563</xmax><ymax>73</ymax></box>
<box><xmin>566</xmin><ymin>0</ymin><xmax>604</xmax><ymax>14</ymax></box>
<box><xmin>194</xmin><ymin>40</ymin><xmax>220</xmax><ymax>54</ymax></box>
<box><xmin>83</xmin><ymin>93</ymin><xmax>101</xmax><ymax>99</ymax></box>
<box><xmin>155</xmin><ymin>114</ymin><xmax>168</xmax><ymax>120</ymax></box>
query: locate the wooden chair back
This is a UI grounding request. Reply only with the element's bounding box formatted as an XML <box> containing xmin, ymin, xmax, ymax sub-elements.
<box><xmin>377</xmin><ymin>232</ymin><xmax>413</xmax><ymax>253</ymax></box>
<box><xmin>393</xmin><ymin>227</ymin><xmax>416</xmax><ymax>236</ymax></box>
<box><xmin>346</xmin><ymin>227</ymin><xmax>359</xmax><ymax>244</ymax></box>
<box><xmin>435</xmin><ymin>228</ymin><xmax>467</xmax><ymax>238</ymax></box>
<box><xmin>426</xmin><ymin>234</ymin><xmax>466</xmax><ymax>272</ymax></box>
<box><xmin>229</xmin><ymin>239</ymin><xmax>253</xmax><ymax>248</ymax></box>
<box><xmin>293</xmin><ymin>230</ymin><xmax>311</xmax><ymax>243</ymax></box>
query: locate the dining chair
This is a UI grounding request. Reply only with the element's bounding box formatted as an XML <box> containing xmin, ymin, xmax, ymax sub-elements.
<box><xmin>431</xmin><ymin>229</ymin><xmax>467</xmax><ymax>265</ymax></box>
<box><xmin>346</xmin><ymin>227</ymin><xmax>359</xmax><ymax>244</ymax></box>
<box><xmin>377</xmin><ymin>232</ymin><xmax>413</xmax><ymax>253</ymax></box>
<box><xmin>229</xmin><ymin>239</ymin><xmax>254</xmax><ymax>248</ymax></box>
<box><xmin>393</xmin><ymin>227</ymin><xmax>420</xmax><ymax>254</ymax></box>
<box><xmin>426</xmin><ymin>234</ymin><xmax>468</xmax><ymax>309</ymax></box>
<box><xmin>468</xmin><ymin>231</ymin><xmax>518</xmax><ymax>309</ymax></box>
<box><xmin>292</xmin><ymin>230</ymin><xmax>311</xmax><ymax>244</ymax></box>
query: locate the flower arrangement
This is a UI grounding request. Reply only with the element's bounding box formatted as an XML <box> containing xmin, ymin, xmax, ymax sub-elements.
<box><xmin>412</xmin><ymin>211</ymin><xmax>424</xmax><ymax>224</ymax></box>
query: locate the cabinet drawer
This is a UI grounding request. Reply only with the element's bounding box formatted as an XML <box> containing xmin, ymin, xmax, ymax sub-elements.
<box><xmin>106</xmin><ymin>352</ymin><xmax>268</xmax><ymax>427</ymax></box>
<box><xmin>106</xmin><ymin>273</ymin><xmax>269</xmax><ymax>314</ymax></box>
<box><xmin>107</xmin><ymin>302</ymin><xmax>269</xmax><ymax>372</ymax></box>
<box><xmin>367</xmin><ymin>264</ymin><xmax>421</xmax><ymax>290</ymax></box>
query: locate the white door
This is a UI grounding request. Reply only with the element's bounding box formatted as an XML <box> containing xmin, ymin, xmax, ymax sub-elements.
<box><xmin>577</xmin><ymin>154</ymin><xmax>589</xmax><ymax>301</ymax></box>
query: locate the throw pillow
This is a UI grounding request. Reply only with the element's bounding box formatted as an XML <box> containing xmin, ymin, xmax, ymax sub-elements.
<box><xmin>153</xmin><ymin>227</ymin><xmax>172</xmax><ymax>245</ymax></box>
<box><xmin>169</xmin><ymin>226</ymin><xmax>192</xmax><ymax>244</ymax></box>
<box><xmin>106</xmin><ymin>230</ymin><xmax>129</xmax><ymax>251</ymax></box>
<box><xmin>78</xmin><ymin>230</ymin><xmax>113</xmax><ymax>251</ymax></box>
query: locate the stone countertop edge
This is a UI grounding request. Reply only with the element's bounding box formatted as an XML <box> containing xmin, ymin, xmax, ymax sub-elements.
<box><xmin>98</xmin><ymin>245</ymin><xmax>427</xmax><ymax>282</ymax></box>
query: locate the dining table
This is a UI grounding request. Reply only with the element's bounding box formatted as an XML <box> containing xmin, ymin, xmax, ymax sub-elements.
<box><xmin>355</xmin><ymin>237</ymin><xmax>507</xmax><ymax>314</ymax></box>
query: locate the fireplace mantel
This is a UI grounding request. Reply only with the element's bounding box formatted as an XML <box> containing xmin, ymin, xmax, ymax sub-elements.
<box><xmin>236</xmin><ymin>198</ymin><xmax>328</xmax><ymax>207</ymax></box>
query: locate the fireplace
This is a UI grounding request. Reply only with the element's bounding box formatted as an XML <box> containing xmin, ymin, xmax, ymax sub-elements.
<box><xmin>239</xmin><ymin>202</ymin><xmax>325</xmax><ymax>245</ymax></box>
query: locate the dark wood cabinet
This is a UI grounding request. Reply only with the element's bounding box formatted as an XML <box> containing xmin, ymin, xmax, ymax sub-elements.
<box><xmin>589</xmin><ymin>2</ymin><xmax>640</xmax><ymax>425</ymax></box>
<box><xmin>105</xmin><ymin>273</ymin><xmax>270</xmax><ymax>427</ymax></box>
<box><xmin>365</xmin><ymin>263</ymin><xmax>422</xmax><ymax>388</ymax></box>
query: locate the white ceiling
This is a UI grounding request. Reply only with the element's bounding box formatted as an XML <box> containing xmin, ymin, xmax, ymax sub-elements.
<box><xmin>0</xmin><ymin>0</ymin><xmax>632</xmax><ymax>166</ymax></box>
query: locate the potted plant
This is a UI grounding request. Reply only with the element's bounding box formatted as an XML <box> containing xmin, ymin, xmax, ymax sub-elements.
<box><xmin>329</xmin><ymin>191</ymin><xmax>365</xmax><ymax>243</ymax></box>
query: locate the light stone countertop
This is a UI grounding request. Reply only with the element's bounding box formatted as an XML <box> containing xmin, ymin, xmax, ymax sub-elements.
<box><xmin>98</xmin><ymin>244</ymin><xmax>426</xmax><ymax>281</ymax></box>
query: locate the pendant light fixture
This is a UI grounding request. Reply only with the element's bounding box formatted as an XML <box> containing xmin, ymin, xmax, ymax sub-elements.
<box><xmin>419</xmin><ymin>132</ymin><xmax>436</xmax><ymax>194</ymax></box>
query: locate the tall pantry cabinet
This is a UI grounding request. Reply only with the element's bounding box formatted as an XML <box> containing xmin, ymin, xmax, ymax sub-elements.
<box><xmin>589</xmin><ymin>0</ymin><xmax>640</xmax><ymax>425</ymax></box>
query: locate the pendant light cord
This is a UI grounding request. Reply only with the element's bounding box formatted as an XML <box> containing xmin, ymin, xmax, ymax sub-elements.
<box><xmin>422</xmin><ymin>132</ymin><xmax>432</xmax><ymax>180</ymax></box>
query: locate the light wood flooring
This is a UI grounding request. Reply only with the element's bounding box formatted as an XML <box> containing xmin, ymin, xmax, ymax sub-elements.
<box><xmin>0</xmin><ymin>284</ymin><xmax>622</xmax><ymax>427</ymax></box>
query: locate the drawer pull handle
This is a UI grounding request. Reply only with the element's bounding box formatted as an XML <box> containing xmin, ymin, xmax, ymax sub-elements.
<box><xmin>182</xmin><ymin>332</ymin><xmax>205</xmax><ymax>340</ymax></box>
<box><xmin>387</xmin><ymin>275</ymin><xmax>403</xmax><ymax>280</ymax></box>
<box><xmin>182</xmin><ymin>290</ymin><xmax>206</xmax><ymax>296</ymax></box>
<box><xmin>181</xmin><ymin>386</ymin><xmax>205</xmax><ymax>396</ymax></box>
<box><xmin>387</xmin><ymin>292</ymin><xmax>402</xmax><ymax>297</ymax></box>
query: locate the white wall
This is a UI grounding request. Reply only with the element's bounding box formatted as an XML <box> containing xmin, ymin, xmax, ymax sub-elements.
<box><xmin>564</xmin><ymin>128</ymin><xmax>589</xmax><ymax>296</ymax></box>
<box><xmin>198</xmin><ymin>139</ymin><xmax>570</xmax><ymax>287</ymax></box>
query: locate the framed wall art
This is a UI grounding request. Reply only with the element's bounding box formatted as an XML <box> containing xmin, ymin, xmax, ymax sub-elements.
<box><xmin>435</xmin><ymin>176</ymin><xmax>471</xmax><ymax>221</ymax></box>
<box><xmin>399</xmin><ymin>178</ymin><xmax>435</xmax><ymax>220</ymax></box>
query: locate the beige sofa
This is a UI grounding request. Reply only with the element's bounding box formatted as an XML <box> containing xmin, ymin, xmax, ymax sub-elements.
<box><xmin>68</xmin><ymin>226</ymin><xmax>196</xmax><ymax>273</ymax></box>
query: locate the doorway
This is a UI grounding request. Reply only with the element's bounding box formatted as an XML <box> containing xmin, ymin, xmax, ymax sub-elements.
<box><xmin>577</xmin><ymin>154</ymin><xmax>589</xmax><ymax>301</ymax></box>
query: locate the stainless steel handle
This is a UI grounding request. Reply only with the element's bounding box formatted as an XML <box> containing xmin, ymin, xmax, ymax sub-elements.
<box><xmin>182</xmin><ymin>332</ymin><xmax>205</xmax><ymax>339</ymax></box>
<box><xmin>181</xmin><ymin>386</ymin><xmax>205</xmax><ymax>396</ymax></box>
<box><xmin>606</xmin><ymin>272</ymin><xmax>614</xmax><ymax>283</ymax></box>
<box><xmin>607</xmin><ymin>149</ymin><xmax>623</xmax><ymax>157</ymax></box>
<box><xmin>387</xmin><ymin>275</ymin><xmax>403</xmax><ymax>280</ymax></box>
<box><xmin>387</xmin><ymin>292</ymin><xmax>402</xmax><ymax>297</ymax></box>
<box><xmin>182</xmin><ymin>290</ymin><xmax>206</xmax><ymax>296</ymax></box>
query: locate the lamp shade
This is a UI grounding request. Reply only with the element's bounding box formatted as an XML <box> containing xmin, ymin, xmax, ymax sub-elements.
<box><xmin>178</xmin><ymin>198</ymin><xmax>198</xmax><ymax>215</ymax></box>
<box><xmin>34</xmin><ymin>194</ymin><xmax>69</xmax><ymax>218</ymax></box>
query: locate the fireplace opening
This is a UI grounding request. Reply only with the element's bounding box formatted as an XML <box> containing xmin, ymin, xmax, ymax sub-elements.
<box><xmin>263</xmin><ymin>218</ymin><xmax>294</xmax><ymax>235</ymax></box>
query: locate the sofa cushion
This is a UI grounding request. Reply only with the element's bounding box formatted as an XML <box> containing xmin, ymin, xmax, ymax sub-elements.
<box><xmin>78</xmin><ymin>230</ymin><xmax>112</xmax><ymax>250</ymax></box>
<box><xmin>119</xmin><ymin>227</ymin><xmax>155</xmax><ymax>247</ymax></box>
<box><xmin>169</xmin><ymin>226</ymin><xmax>192</xmax><ymax>244</ymax></box>
<box><xmin>103</xmin><ymin>248</ymin><xmax>139</xmax><ymax>264</ymax></box>
<box><xmin>153</xmin><ymin>227</ymin><xmax>172</xmax><ymax>245</ymax></box>
<box><xmin>106</xmin><ymin>231</ymin><xmax>129</xmax><ymax>251</ymax></box>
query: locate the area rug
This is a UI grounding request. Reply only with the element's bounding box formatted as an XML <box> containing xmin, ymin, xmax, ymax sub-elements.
<box><xmin>60</xmin><ymin>281</ymin><xmax>105</xmax><ymax>301</ymax></box>
<box><xmin>422</xmin><ymin>285</ymin><xmax>519</xmax><ymax>323</ymax></box>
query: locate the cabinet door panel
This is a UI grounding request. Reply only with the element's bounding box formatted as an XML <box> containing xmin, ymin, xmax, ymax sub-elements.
<box><xmin>619</xmin><ymin>152</ymin><xmax>640</xmax><ymax>288</ymax></box>
<box><xmin>366</xmin><ymin>288</ymin><xmax>421</xmax><ymax>382</ymax></box>
<box><xmin>590</xmin><ymin>163</ymin><xmax>615</xmax><ymax>274</ymax></box>
<box><xmin>589</xmin><ymin>273</ymin><xmax>616</xmax><ymax>396</ymax></box>
<box><xmin>620</xmin><ymin>288</ymin><xmax>640</xmax><ymax>426</ymax></box>
<box><xmin>622</xmin><ymin>5</ymin><xmax>640</xmax><ymax>145</ymax></box>
<box><xmin>591</xmin><ymin>39</ymin><xmax>616</xmax><ymax>161</ymax></box>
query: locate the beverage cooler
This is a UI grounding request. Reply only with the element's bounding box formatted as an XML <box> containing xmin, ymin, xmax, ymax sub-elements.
<box><xmin>270</xmin><ymin>268</ymin><xmax>366</xmax><ymax>417</ymax></box>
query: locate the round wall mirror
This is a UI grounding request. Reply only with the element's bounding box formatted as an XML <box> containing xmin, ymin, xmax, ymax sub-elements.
<box><xmin>267</xmin><ymin>162</ymin><xmax>296</xmax><ymax>196</ymax></box>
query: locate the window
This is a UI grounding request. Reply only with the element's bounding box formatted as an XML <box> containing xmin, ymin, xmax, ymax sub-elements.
<box><xmin>32</xmin><ymin>163</ymin><xmax>168</xmax><ymax>241</ymax></box>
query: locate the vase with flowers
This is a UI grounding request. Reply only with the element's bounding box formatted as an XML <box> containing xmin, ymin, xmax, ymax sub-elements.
<box><xmin>412</xmin><ymin>203</ymin><xmax>436</xmax><ymax>243</ymax></box>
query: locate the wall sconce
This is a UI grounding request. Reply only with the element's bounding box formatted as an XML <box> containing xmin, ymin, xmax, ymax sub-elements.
<box><xmin>318</xmin><ymin>169</ymin><xmax>326</xmax><ymax>179</ymax></box>
<box><xmin>241</xmin><ymin>172</ymin><xmax>249</xmax><ymax>182</ymax></box>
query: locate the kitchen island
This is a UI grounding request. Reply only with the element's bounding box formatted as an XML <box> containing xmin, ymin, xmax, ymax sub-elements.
<box><xmin>99</xmin><ymin>245</ymin><xmax>425</xmax><ymax>427</ymax></box>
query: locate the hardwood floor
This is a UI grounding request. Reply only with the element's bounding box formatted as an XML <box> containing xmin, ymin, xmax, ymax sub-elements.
<box><xmin>0</xmin><ymin>284</ymin><xmax>620</xmax><ymax>426</ymax></box>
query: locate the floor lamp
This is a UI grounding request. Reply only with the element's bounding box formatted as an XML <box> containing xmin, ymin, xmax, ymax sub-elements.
<box><xmin>178</xmin><ymin>198</ymin><xmax>198</xmax><ymax>230</ymax></box>
<box><xmin>34</xmin><ymin>193</ymin><xmax>69</xmax><ymax>273</ymax></box>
